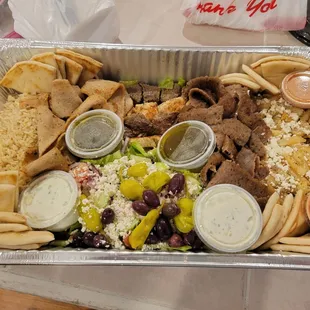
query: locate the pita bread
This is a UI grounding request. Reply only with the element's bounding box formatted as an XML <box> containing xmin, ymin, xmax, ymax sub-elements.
<box><xmin>24</xmin><ymin>147</ymin><xmax>69</xmax><ymax>178</ymax></box>
<box><xmin>279</xmin><ymin>234</ymin><xmax>310</xmax><ymax>246</ymax></box>
<box><xmin>220</xmin><ymin>77</ymin><xmax>261</xmax><ymax>92</ymax></box>
<box><xmin>259</xmin><ymin>194</ymin><xmax>294</xmax><ymax>250</ymax></box>
<box><xmin>50</xmin><ymin>79</ymin><xmax>82</xmax><ymax>118</ymax></box>
<box><xmin>0</xmin><ymin>61</ymin><xmax>56</xmax><ymax>94</ymax></box>
<box><xmin>31</xmin><ymin>52</ymin><xmax>62</xmax><ymax>79</ymax></box>
<box><xmin>0</xmin><ymin>171</ymin><xmax>18</xmax><ymax>186</ymax></box>
<box><xmin>0</xmin><ymin>212</ymin><xmax>27</xmax><ymax>224</ymax></box>
<box><xmin>0</xmin><ymin>223</ymin><xmax>30</xmax><ymax>233</ymax></box>
<box><xmin>55</xmin><ymin>55</ymin><xmax>66</xmax><ymax>79</ymax></box>
<box><xmin>262</xmin><ymin>192</ymin><xmax>280</xmax><ymax>229</ymax></box>
<box><xmin>65</xmin><ymin>95</ymin><xmax>107</xmax><ymax>128</ymax></box>
<box><xmin>0</xmin><ymin>184</ymin><xmax>16</xmax><ymax>212</ymax></box>
<box><xmin>270</xmin><ymin>243</ymin><xmax>310</xmax><ymax>254</ymax></box>
<box><xmin>129</xmin><ymin>136</ymin><xmax>161</xmax><ymax>148</ymax></box>
<box><xmin>242</xmin><ymin>64</ymin><xmax>280</xmax><ymax>95</ymax></box>
<box><xmin>220</xmin><ymin>73</ymin><xmax>255</xmax><ymax>82</ymax></box>
<box><xmin>261</xmin><ymin>61</ymin><xmax>309</xmax><ymax>88</ymax></box>
<box><xmin>73</xmin><ymin>85</ymin><xmax>84</xmax><ymax>99</ymax></box>
<box><xmin>250</xmin><ymin>203</ymin><xmax>283</xmax><ymax>250</ymax></box>
<box><xmin>0</xmin><ymin>243</ymin><xmax>42</xmax><ymax>250</ymax></box>
<box><xmin>56</xmin><ymin>49</ymin><xmax>103</xmax><ymax>86</ymax></box>
<box><xmin>251</xmin><ymin>56</ymin><xmax>310</xmax><ymax>69</ymax></box>
<box><xmin>37</xmin><ymin>105</ymin><xmax>65</xmax><ymax>156</ymax></box>
<box><xmin>81</xmin><ymin>79</ymin><xmax>121</xmax><ymax>100</ymax></box>
<box><xmin>0</xmin><ymin>231</ymin><xmax>54</xmax><ymax>246</ymax></box>
<box><xmin>55</xmin><ymin>55</ymin><xmax>83</xmax><ymax>85</ymax></box>
<box><xmin>19</xmin><ymin>93</ymin><xmax>49</xmax><ymax>109</ymax></box>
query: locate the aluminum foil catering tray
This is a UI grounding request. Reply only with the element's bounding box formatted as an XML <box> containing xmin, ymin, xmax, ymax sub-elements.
<box><xmin>1</xmin><ymin>39</ymin><xmax>310</xmax><ymax>269</ymax></box>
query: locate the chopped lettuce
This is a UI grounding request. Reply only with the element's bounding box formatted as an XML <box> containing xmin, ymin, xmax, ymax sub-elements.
<box><xmin>120</xmin><ymin>80</ymin><xmax>139</xmax><ymax>87</ymax></box>
<box><xmin>166</xmin><ymin>246</ymin><xmax>192</xmax><ymax>252</ymax></box>
<box><xmin>159</xmin><ymin>78</ymin><xmax>174</xmax><ymax>89</ymax></box>
<box><xmin>178</xmin><ymin>77</ymin><xmax>186</xmax><ymax>87</ymax></box>
<box><xmin>130</xmin><ymin>155</ymin><xmax>152</xmax><ymax>163</ymax></box>
<box><xmin>68</xmin><ymin>222</ymin><xmax>82</xmax><ymax>234</ymax></box>
<box><xmin>82</xmin><ymin>150</ymin><xmax>122</xmax><ymax>166</ymax></box>
<box><xmin>50</xmin><ymin>240</ymin><xmax>71</xmax><ymax>247</ymax></box>
<box><xmin>127</xmin><ymin>142</ymin><xmax>158</xmax><ymax>162</ymax></box>
<box><xmin>94</xmin><ymin>192</ymin><xmax>110</xmax><ymax>209</ymax></box>
<box><xmin>155</xmin><ymin>162</ymin><xmax>169</xmax><ymax>171</ymax></box>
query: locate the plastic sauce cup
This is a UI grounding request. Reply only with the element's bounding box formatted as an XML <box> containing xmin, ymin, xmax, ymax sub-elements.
<box><xmin>157</xmin><ymin>121</ymin><xmax>216</xmax><ymax>171</ymax></box>
<box><xmin>66</xmin><ymin>109</ymin><xmax>124</xmax><ymax>159</ymax></box>
<box><xmin>193</xmin><ymin>184</ymin><xmax>263</xmax><ymax>253</ymax></box>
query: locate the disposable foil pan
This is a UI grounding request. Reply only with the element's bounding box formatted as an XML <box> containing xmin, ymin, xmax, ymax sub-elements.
<box><xmin>1</xmin><ymin>39</ymin><xmax>310</xmax><ymax>269</ymax></box>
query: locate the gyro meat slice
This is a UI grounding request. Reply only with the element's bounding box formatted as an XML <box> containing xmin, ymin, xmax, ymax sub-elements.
<box><xmin>200</xmin><ymin>152</ymin><xmax>225</xmax><ymax>184</ymax></box>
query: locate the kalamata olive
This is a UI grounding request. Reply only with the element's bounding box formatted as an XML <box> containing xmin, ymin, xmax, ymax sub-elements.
<box><xmin>183</xmin><ymin>230</ymin><xmax>196</xmax><ymax>246</ymax></box>
<box><xmin>143</xmin><ymin>190</ymin><xmax>160</xmax><ymax>208</ymax></box>
<box><xmin>155</xmin><ymin>217</ymin><xmax>172</xmax><ymax>241</ymax></box>
<box><xmin>83</xmin><ymin>231</ymin><xmax>96</xmax><ymax>247</ymax></box>
<box><xmin>192</xmin><ymin>238</ymin><xmax>204</xmax><ymax>251</ymax></box>
<box><xmin>162</xmin><ymin>203</ymin><xmax>181</xmax><ymax>219</ymax></box>
<box><xmin>145</xmin><ymin>231</ymin><xmax>159</xmax><ymax>244</ymax></box>
<box><xmin>101</xmin><ymin>208</ymin><xmax>115</xmax><ymax>225</ymax></box>
<box><xmin>93</xmin><ymin>234</ymin><xmax>110</xmax><ymax>249</ymax></box>
<box><xmin>168</xmin><ymin>234</ymin><xmax>184</xmax><ymax>248</ymax></box>
<box><xmin>168</xmin><ymin>173</ymin><xmax>185</xmax><ymax>194</ymax></box>
<box><xmin>71</xmin><ymin>232</ymin><xmax>85</xmax><ymax>248</ymax></box>
<box><xmin>132</xmin><ymin>200</ymin><xmax>151</xmax><ymax>216</ymax></box>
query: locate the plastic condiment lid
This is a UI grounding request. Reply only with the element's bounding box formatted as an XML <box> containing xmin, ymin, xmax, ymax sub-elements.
<box><xmin>281</xmin><ymin>71</ymin><xmax>310</xmax><ymax>109</ymax></box>
<box><xmin>19</xmin><ymin>171</ymin><xmax>79</xmax><ymax>229</ymax></box>
<box><xmin>157</xmin><ymin>121</ymin><xmax>216</xmax><ymax>170</ymax></box>
<box><xmin>193</xmin><ymin>184</ymin><xmax>263</xmax><ymax>253</ymax></box>
<box><xmin>65</xmin><ymin>109</ymin><xmax>124</xmax><ymax>159</ymax></box>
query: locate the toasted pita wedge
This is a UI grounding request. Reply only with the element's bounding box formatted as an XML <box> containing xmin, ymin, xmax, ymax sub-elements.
<box><xmin>0</xmin><ymin>223</ymin><xmax>30</xmax><ymax>233</ymax></box>
<box><xmin>56</xmin><ymin>49</ymin><xmax>103</xmax><ymax>86</ymax></box>
<box><xmin>261</xmin><ymin>61</ymin><xmax>309</xmax><ymax>88</ymax></box>
<box><xmin>251</xmin><ymin>56</ymin><xmax>310</xmax><ymax>69</ymax></box>
<box><xmin>262</xmin><ymin>192</ymin><xmax>280</xmax><ymax>229</ymax></box>
<box><xmin>55</xmin><ymin>133</ymin><xmax>77</xmax><ymax>165</ymax></box>
<box><xmin>219</xmin><ymin>73</ymin><xmax>255</xmax><ymax>82</ymax></box>
<box><xmin>270</xmin><ymin>244</ymin><xmax>310</xmax><ymax>254</ymax></box>
<box><xmin>50</xmin><ymin>79</ymin><xmax>82</xmax><ymax>118</ymax></box>
<box><xmin>0</xmin><ymin>243</ymin><xmax>42</xmax><ymax>250</ymax></box>
<box><xmin>0</xmin><ymin>212</ymin><xmax>27</xmax><ymax>224</ymax></box>
<box><xmin>129</xmin><ymin>136</ymin><xmax>161</xmax><ymax>148</ymax></box>
<box><xmin>259</xmin><ymin>194</ymin><xmax>294</xmax><ymax>250</ymax></box>
<box><xmin>55</xmin><ymin>55</ymin><xmax>67</xmax><ymax>79</ymax></box>
<box><xmin>24</xmin><ymin>147</ymin><xmax>69</xmax><ymax>178</ymax></box>
<box><xmin>0</xmin><ymin>231</ymin><xmax>54</xmax><ymax>246</ymax></box>
<box><xmin>0</xmin><ymin>61</ymin><xmax>56</xmax><ymax>94</ymax></box>
<box><xmin>250</xmin><ymin>203</ymin><xmax>283</xmax><ymax>250</ymax></box>
<box><xmin>242</xmin><ymin>64</ymin><xmax>280</xmax><ymax>95</ymax></box>
<box><xmin>158</xmin><ymin>97</ymin><xmax>185</xmax><ymax>114</ymax></box>
<box><xmin>0</xmin><ymin>184</ymin><xmax>16</xmax><ymax>212</ymax></box>
<box><xmin>55</xmin><ymin>55</ymin><xmax>83</xmax><ymax>85</ymax></box>
<box><xmin>0</xmin><ymin>171</ymin><xmax>18</xmax><ymax>186</ymax></box>
<box><xmin>279</xmin><ymin>234</ymin><xmax>310</xmax><ymax>246</ymax></box>
<box><xmin>221</xmin><ymin>77</ymin><xmax>261</xmax><ymax>92</ymax></box>
<box><xmin>31</xmin><ymin>52</ymin><xmax>62</xmax><ymax>79</ymax></box>
<box><xmin>81</xmin><ymin>79</ymin><xmax>121</xmax><ymax>100</ymax></box>
<box><xmin>37</xmin><ymin>105</ymin><xmax>65</xmax><ymax>156</ymax></box>
<box><xmin>19</xmin><ymin>93</ymin><xmax>49</xmax><ymax>109</ymax></box>
<box><xmin>66</xmin><ymin>95</ymin><xmax>107</xmax><ymax>128</ymax></box>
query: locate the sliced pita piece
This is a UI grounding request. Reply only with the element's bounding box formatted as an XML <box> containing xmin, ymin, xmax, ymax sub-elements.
<box><xmin>19</xmin><ymin>93</ymin><xmax>49</xmax><ymax>109</ymax></box>
<box><xmin>250</xmin><ymin>203</ymin><xmax>283</xmax><ymax>250</ymax></box>
<box><xmin>0</xmin><ymin>223</ymin><xmax>30</xmax><ymax>233</ymax></box>
<box><xmin>81</xmin><ymin>79</ymin><xmax>121</xmax><ymax>100</ymax></box>
<box><xmin>56</xmin><ymin>49</ymin><xmax>103</xmax><ymax>86</ymax></box>
<box><xmin>31</xmin><ymin>52</ymin><xmax>62</xmax><ymax>79</ymax></box>
<box><xmin>0</xmin><ymin>212</ymin><xmax>27</xmax><ymax>224</ymax></box>
<box><xmin>262</xmin><ymin>192</ymin><xmax>280</xmax><ymax>229</ymax></box>
<box><xmin>55</xmin><ymin>55</ymin><xmax>83</xmax><ymax>85</ymax></box>
<box><xmin>66</xmin><ymin>95</ymin><xmax>107</xmax><ymax>128</ymax></box>
<box><xmin>270</xmin><ymin>243</ymin><xmax>310</xmax><ymax>254</ymax></box>
<box><xmin>279</xmin><ymin>234</ymin><xmax>310</xmax><ymax>246</ymax></box>
<box><xmin>219</xmin><ymin>73</ymin><xmax>255</xmax><ymax>82</ymax></box>
<box><xmin>0</xmin><ymin>243</ymin><xmax>42</xmax><ymax>250</ymax></box>
<box><xmin>55</xmin><ymin>55</ymin><xmax>66</xmax><ymax>79</ymax></box>
<box><xmin>0</xmin><ymin>61</ymin><xmax>56</xmax><ymax>94</ymax></box>
<box><xmin>0</xmin><ymin>170</ymin><xmax>18</xmax><ymax>186</ymax></box>
<box><xmin>129</xmin><ymin>136</ymin><xmax>161</xmax><ymax>148</ymax></box>
<box><xmin>251</xmin><ymin>56</ymin><xmax>310</xmax><ymax>69</ymax></box>
<box><xmin>220</xmin><ymin>77</ymin><xmax>261</xmax><ymax>92</ymax></box>
<box><xmin>50</xmin><ymin>79</ymin><xmax>82</xmax><ymax>118</ymax></box>
<box><xmin>0</xmin><ymin>184</ymin><xmax>16</xmax><ymax>212</ymax></box>
<box><xmin>261</xmin><ymin>61</ymin><xmax>309</xmax><ymax>88</ymax></box>
<box><xmin>242</xmin><ymin>64</ymin><xmax>280</xmax><ymax>95</ymax></box>
<box><xmin>24</xmin><ymin>147</ymin><xmax>69</xmax><ymax>178</ymax></box>
<box><xmin>0</xmin><ymin>231</ymin><xmax>54</xmax><ymax>246</ymax></box>
<box><xmin>73</xmin><ymin>85</ymin><xmax>84</xmax><ymax>99</ymax></box>
<box><xmin>37</xmin><ymin>105</ymin><xmax>65</xmax><ymax>156</ymax></box>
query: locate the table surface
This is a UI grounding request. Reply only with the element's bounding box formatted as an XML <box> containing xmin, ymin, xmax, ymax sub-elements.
<box><xmin>0</xmin><ymin>2</ymin><xmax>309</xmax><ymax>310</ymax></box>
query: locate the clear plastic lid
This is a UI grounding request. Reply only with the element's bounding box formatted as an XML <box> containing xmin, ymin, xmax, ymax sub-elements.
<box><xmin>194</xmin><ymin>184</ymin><xmax>262</xmax><ymax>253</ymax></box>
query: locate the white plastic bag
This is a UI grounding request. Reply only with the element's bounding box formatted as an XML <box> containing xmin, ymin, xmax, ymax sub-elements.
<box><xmin>181</xmin><ymin>0</ymin><xmax>308</xmax><ymax>32</ymax></box>
<box><xmin>8</xmin><ymin>0</ymin><xmax>120</xmax><ymax>42</ymax></box>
